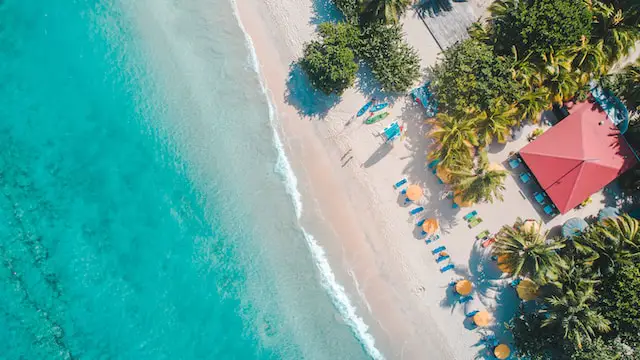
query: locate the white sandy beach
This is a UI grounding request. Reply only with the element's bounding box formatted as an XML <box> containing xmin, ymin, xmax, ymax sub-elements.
<box><xmin>235</xmin><ymin>0</ymin><xmax>614</xmax><ymax>358</ymax></box>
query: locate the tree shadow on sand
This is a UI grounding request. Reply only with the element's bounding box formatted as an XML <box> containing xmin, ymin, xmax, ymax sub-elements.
<box><xmin>362</xmin><ymin>141</ymin><xmax>393</xmax><ymax>168</ymax></box>
<box><xmin>285</xmin><ymin>63</ymin><xmax>341</xmax><ymax>118</ymax></box>
<box><xmin>310</xmin><ymin>0</ymin><xmax>343</xmax><ymax>25</ymax></box>
<box><xmin>415</xmin><ymin>0</ymin><xmax>467</xmax><ymax>17</ymax></box>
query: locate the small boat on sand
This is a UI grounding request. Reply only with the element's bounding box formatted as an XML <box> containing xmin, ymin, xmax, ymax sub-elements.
<box><xmin>365</xmin><ymin>111</ymin><xmax>389</xmax><ymax>124</ymax></box>
<box><xmin>369</xmin><ymin>102</ymin><xmax>388</xmax><ymax>113</ymax></box>
<box><xmin>356</xmin><ymin>99</ymin><xmax>375</xmax><ymax>117</ymax></box>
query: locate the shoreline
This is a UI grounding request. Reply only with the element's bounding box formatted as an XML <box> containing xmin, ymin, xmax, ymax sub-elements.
<box><xmin>234</xmin><ymin>0</ymin><xmax>481</xmax><ymax>358</ymax></box>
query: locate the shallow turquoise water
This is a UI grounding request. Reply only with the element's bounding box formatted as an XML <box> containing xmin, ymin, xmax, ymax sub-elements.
<box><xmin>0</xmin><ymin>0</ymin><xmax>374</xmax><ymax>358</ymax></box>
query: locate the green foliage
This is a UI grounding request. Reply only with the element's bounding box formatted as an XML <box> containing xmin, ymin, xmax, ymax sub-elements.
<box><xmin>332</xmin><ymin>0</ymin><xmax>360</xmax><ymax>24</ymax></box>
<box><xmin>426</xmin><ymin>112</ymin><xmax>478</xmax><ymax>170</ymax></box>
<box><xmin>449</xmin><ymin>151</ymin><xmax>508</xmax><ymax>204</ymax></box>
<box><xmin>571</xmin><ymin>337</ymin><xmax>639</xmax><ymax>360</ymax></box>
<box><xmin>589</xmin><ymin>0</ymin><xmax>640</xmax><ymax>66</ymax></box>
<box><xmin>300</xmin><ymin>23</ymin><xmax>360</xmax><ymax>95</ymax></box>
<box><xmin>430</xmin><ymin>39</ymin><xmax>521</xmax><ymax>112</ymax></box>
<box><xmin>599</xmin><ymin>262</ymin><xmax>640</xmax><ymax>347</ymax></box>
<box><xmin>475</xmin><ymin>99</ymin><xmax>518</xmax><ymax>145</ymax></box>
<box><xmin>492</xmin><ymin>0</ymin><xmax>592</xmax><ymax>57</ymax></box>
<box><xmin>359</xmin><ymin>24</ymin><xmax>421</xmax><ymax>92</ymax></box>
<box><xmin>359</xmin><ymin>0</ymin><xmax>412</xmax><ymax>25</ymax></box>
<box><xmin>506</xmin><ymin>310</ymin><xmax>563</xmax><ymax>359</ymax></box>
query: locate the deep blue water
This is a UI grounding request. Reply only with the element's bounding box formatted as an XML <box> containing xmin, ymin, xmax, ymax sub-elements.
<box><xmin>0</xmin><ymin>0</ymin><xmax>375</xmax><ymax>358</ymax></box>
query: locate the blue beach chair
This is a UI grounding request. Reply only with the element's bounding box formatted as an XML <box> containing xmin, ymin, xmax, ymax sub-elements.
<box><xmin>432</xmin><ymin>245</ymin><xmax>446</xmax><ymax>254</ymax></box>
<box><xmin>427</xmin><ymin>159</ymin><xmax>440</xmax><ymax>169</ymax></box>
<box><xmin>465</xmin><ymin>310</ymin><xmax>479</xmax><ymax>317</ymax></box>
<box><xmin>440</xmin><ymin>264</ymin><xmax>455</xmax><ymax>273</ymax></box>
<box><xmin>409</xmin><ymin>207</ymin><xmax>424</xmax><ymax>215</ymax></box>
<box><xmin>425</xmin><ymin>234</ymin><xmax>440</xmax><ymax>244</ymax></box>
<box><xmin>459</xmin><ymin>295</ymin><xmax>473</xmax><ymax>304</ymax></box>
<box><xmin>520</xmin><ymin>172</ymin><xmax>532</xmax><ymax>184</ymax></box>
<box><xmin>436</xmin><ymin>255</ymin><xmax>450</xmax><ymax>263</ymax></box>
<box><xmin>393</xmin><ymin>178</ymin><xmax>407</xmax><ymax>189</ymax></box>
<box><xmin>509</xmin><ymin>158</ymin><xmax>521</xmax><ymax>169</ymax></box>
<box><xmin>534</xmin><ymin>192</ymin><xmax>546</xmax><ymax>205</ymax></box>
<box><xmin>544</xmin><ymin>204</ymin><xmax>556</xmax><ymax>216</ymax></box>
<box><xmin>463</xmin><ymin>210</ymin><xmax>478</xmax><ymax>221</ymax></box>
<box><xmin>416</xmin><ymin>218</ymin><xmax>426</xmax><ymax>226</ymax></box>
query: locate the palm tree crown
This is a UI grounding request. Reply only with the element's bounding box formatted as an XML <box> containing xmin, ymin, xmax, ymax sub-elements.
<box><xmin>360</xmin><ymin>0</ymin><xmax>411</xmax><ymax>24</ymax></box>
<box><xmin>493</xmin><ymin>218</ymin><xmax>566</xmax><ymax>283</ymax></box>
<box><xmin>476</xmin><ymin>99</ymin><xmax>518</xmax><ymax>145</ymax></box>
<box><xmin>426</xmin><ymin>112</ymin><xmax>479</xmax><ymax>170</ymax></box>
<box><xmin>450</xmin><ymin>151</ymin><xmax>508</xmax><ymax>204</ymax></box>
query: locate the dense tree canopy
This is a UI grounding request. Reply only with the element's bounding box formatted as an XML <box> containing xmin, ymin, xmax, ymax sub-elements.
<box><xmin>430</xmin><ymin>39</ymin><xmax>521</xmax><ymax>112</ymax></box>
<box><xmin>492</xmin><ymin>0</ymin><xmax>593</xmax><ymax>57</ymax></box>
<box><xmin>599</xmin><ymin>262</ymin><xmax>640</xmax><ymax>347</ymax></box>
<box><xmin>300</xmin><ymin>23</ymin><xmax>360</xmax><ymax>95</ymax></box>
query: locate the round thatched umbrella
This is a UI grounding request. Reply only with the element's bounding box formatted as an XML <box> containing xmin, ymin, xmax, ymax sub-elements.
<box><xmin>473</xmin><ymin>310</ymin><xmax>492</xmax><ymax>327</ymax></box>
<box><xmin>422</xmin><ymin>218</ymin><xmax>439</xmax><ymax>234</ymax></box>
<box><xmin>406</xmin><ymin>185</ymin><xmax>423</xmax><ymax>201</ymax></box>
<box><xmin>562</xmin><ymin>217</ymin><xmax>588</xmax><ymax>238</ymax></box>
<box><xmin>455</xmin><ymin>279</ymin><xmax>473</xmax><ymax>295</ymax></box>
<box><xmin>494</xmin><ymin>344</ymin><xmax>511</xmax><ymax>359</ymax></box>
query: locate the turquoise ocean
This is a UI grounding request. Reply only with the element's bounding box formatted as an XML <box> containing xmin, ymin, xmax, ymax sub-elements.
<box><xmin>0</xmin><ymin>0</ymin><xmax>381</xmax><ymax>358</ymax></box>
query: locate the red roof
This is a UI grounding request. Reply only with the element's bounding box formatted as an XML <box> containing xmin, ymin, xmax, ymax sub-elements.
<box><xmin>520</xmin><ymin>101</ymin><xmax>637</xmax><ymax>214</ymax></box>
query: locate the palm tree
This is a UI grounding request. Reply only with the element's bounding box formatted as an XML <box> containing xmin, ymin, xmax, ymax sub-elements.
<box><xmin>516</xmin><ymin>88</ymin><xmax>552</xmax><ymax>124</ymax></box>
<box><xmin>589</xmin><ymin>0</ymin><xmax>640</xmax><ymax>66</ymax></box>
<box><xmin>476</xmin><ymin>100</ymin><xmax>517</xmax><ymax>145</ymax></box>
<box><xmin>360</xmin><ymin>0</ymin><xmax>412</xmax><ymax>24</ymax></box>
<box><xmin>541</xmin><ymin>282</ymin><xmax>611</xmax><ymax>349</ymax></box>
<box><xmin>426</xmin><ymin>112</ymin><xmax>479</xmax><ymax>170</ymax></box>
<box><xmin>449</xmin><ymin>151</ymin><xmax>508</xmax><ymax>204</ymax></box>
<box><xmin>616</xmin><ymin>60</ymin><xmax>640</xmax><ymax>112</ymax></box>
<box><xmin>487</xmin><ymin>0</ymin><xmax>517</xmax><ymax>21</ymax></box>
<box><xmin>539</xmin><ymin>49</ymin><xmax>581</xmax><ymax>104</ymax></box>
<box><xmin>493</xmin><ymin>218</ymin><xmax>566</xmax><ymax>283</ymax></box>
<box><xmin>570</xmin><ymin>36</ymin><xmax>608</xmax><ymax>82</ymax></box>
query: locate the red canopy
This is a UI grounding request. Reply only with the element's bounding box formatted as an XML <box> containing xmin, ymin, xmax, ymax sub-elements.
<box><xmin>520</xmin><ymin>102</ymin><xmax>637</xmax><ymax>214</ymax></box>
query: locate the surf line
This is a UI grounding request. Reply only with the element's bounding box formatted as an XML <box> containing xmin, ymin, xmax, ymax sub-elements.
<box><xmin>229</xmin><ymin>3</ymin><xmax>384</xmax><ymax>359</ymax></box>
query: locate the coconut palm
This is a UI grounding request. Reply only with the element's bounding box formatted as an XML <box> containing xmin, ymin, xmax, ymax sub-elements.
<box><xmin>570</xmin><ymin>36</ymin><xmax>608</xmax><ymax>81</ymax></box>
<box><xmin>449</xmin><ymin>151</ymin><xmax>508</xmax><ymax>204</ymax></box>
<box><xmin>360</xmin><ymin>0</ymin><xmax>412</xmax><ymax>24</ymax></box>
<box><xmin>468</xmin><ymin>22</ymin><xmax>492</xmax><ymax>44</ymax></box>
<box><xmin>541</xmin><ymin>282</ymin><xmax>611</xmax><ymax>349</ymax></box>
<box><xmin>426</xmin><ymin>112</ymin><xmax>479</xmax><ymax>170</ymax></box>
<box><xmin>508</xmin><ymin>46</ymin><xmax>538</xmax><ymax>90</ymax></box>
<box><xmin>539</xmin><ymin>49</ymin><xmax>581</xmax><ymax>104</ymax></box>
<box><xmin>476</xmin><ymin>100</ymin><xmax>518</xmax><ymax>145</ymax></box>
<box><xmin>487</xmin><ymin>0</ymin><xmax>517</xmax><ymax>21</ymax></box>
<box><xmin>616</xmin><ymin>60</ymin><xmax>640</xmax><ymax>112</ymax></box>
<box><xmin>589</xmin><ymin>0</ymin><xmax>640</xmax><ymax>66</ymax></box>
<box><xmin>493</xmin><ymin>218</ymin><xmax>566</xmax><ymax>283</ymax></box>
<box><xmin>516</xmin><ymin>88</ymin><xmax>552</xmax><ymax>124</ymax></box>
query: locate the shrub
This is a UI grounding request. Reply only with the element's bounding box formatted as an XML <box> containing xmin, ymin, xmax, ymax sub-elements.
<box><xmin>430</xmin><ymin>39</ymin><xmax>521</xmax><ymax>112</ymax></box>
<box><xmin>492</xmin><ymin>0</ymin><xmax>592</xmax><ymax>57</ymax></box>
<box><xmin>331</xmin><ymin>0</ymin><xmax>360</xmax><ymax>24</ymax></box>
<box><xmin>300</xmin><ymin>22</ymin><xmax>360</xmax><ymax>95</ymax></box>
<box><xmin>359</xmin><ymin>24</ymin><xmax>421</xmax><ymax>93</ymax></box>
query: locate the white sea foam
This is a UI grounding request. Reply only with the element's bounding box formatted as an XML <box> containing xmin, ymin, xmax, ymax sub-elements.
<box><xmin>230</xmin><ymin>2</ymin><xmax>384</xmax><ymax>359</ymax></box>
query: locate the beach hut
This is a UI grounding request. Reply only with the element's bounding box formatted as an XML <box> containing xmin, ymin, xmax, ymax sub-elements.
<box><xmin>494</xmin><ymin>344</ymin><xmax>511</xmax><ymax>359</ymax></box>
<box><xmin>497</xmin><ymin>255</ymin><xmax>512</xmax><ymax>274</ymax></box>
<box><xmin>406</xmin><ymin>185</ymin><xmax>423</xmax><ymax>202</ymax></box>
<box><xmin>422</xmin><ymin>218</ymin><xmax>439</xmax><ymax>234</ymax></box>
<box><xmin>516</xmin><ymin>279</ymin><xmax>539</xmax><ymax>301</ymax></box>
<box><xmin>562</xmin><ymin>217</ymin><xmax>588</xmax><ymax>238</ymax></box>
<box><xmin>598</xmin><ymin>207</ymin><xmax>619</xmax><ymax>221</ymax></box>
<box><xmin>455</xmin><ymin>279</ymin><xmax>473</xmax><ymax>296</ymax></box>
<box><xmin>453</xmin><ymin>191</ymin><xmax>473</xmax><ymax>208</ymax></box>
<box><xmin>473</xmin><ymin>310</ymin><xmax>491</xmax><ymax>327</ymax></box>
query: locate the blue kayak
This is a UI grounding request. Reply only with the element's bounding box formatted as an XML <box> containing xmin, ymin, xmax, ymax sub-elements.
<box><xmin>356</xmin><ymin>100</ymin><xmax>374</xmax><ymax>117</ymax></box>
<box><xmin>370</xmin><ymin>102</ymin><xmax>388</xmax><ymax>112</ymax></box>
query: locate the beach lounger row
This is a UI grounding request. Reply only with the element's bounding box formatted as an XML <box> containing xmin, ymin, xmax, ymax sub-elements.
<box><xmin>425</xmin><ymin>234</ymin><xmax>439</xmax><ymax>244</ymax></box>
<box><xmin>468</xmin><ymin>217</ymin><xmax>483</xmax><ymax>228</ymax></box>
<box><xmin>463</xmin><ymin>210</ymin><xmax>477</xmax><ymax>221</ymax></box>
<box><xmin>410</xmin><ymin>207</ymin><xmax>424</xmax><ymax>215</ymax></box>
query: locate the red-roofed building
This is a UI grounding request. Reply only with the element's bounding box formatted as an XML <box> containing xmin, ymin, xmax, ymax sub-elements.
<box><xmin>519</xmin><ymin>101</ymin><xmax>637</xmax><ymax>214</ymax></box>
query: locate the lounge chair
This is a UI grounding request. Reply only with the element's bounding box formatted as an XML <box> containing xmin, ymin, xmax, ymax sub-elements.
<box><xmin>465</xmin><ymin>310</ymin><xmax>479</xmax><ymax>317</ymax></box>
<box><xmin>393</xmin><ymin>178</ymin><xmax>407</xmax><ymax>189</ymax></box>
<box><xmin>409</xmin><ymin>207</ymin><xmax>424</xmax><ymax>215</ymax></box>
<box><xmin>543</xmin><ymin>205</ymin><xmax>555</xmax><ymax>216</ymax></box>
<box><xmin>436</xmin><ymin>255</ymin><xmax>450</xmax><ymax>263</ymax></box>
<box><xmin>475</xmin><ymin>230</ymin><xmax>490</xmax><ymax>240</ymax></box>
<box><xmin>425</xmin><ymin>234</ymin><xmax>440</xmax><ymax>244</ymax></box>
<box><xmin>520</xmin><ymin>172</ymin><xmax>532</xmax><ymax>184</ymax></box>
<box><xmin>534</xmin><ymin>192</ymin><xmax>546</xmax><ymax>205</ymax></box>
<box><xmin>481</xmin><ymin>238</ymin><xmax>496</xmax><ymax>248</ymax></box>
<box><xmin>459</xmin><ymin>295</ymin><xmax>473</xmax><ymax>303</ymax></box>
<box><xmin>432</xmin><ymin>245</ymin><xmax>446</xmax><ymax>254</ymax></box>
<box><xmin>509</xmin><ymin>158</ymin><xmax>521</xmax><ymax>169</ymax></box>
<box><xmin>427</xmin><ymin>159</ymin><xmax>440</xmax><ymax>169</ymax></box>
<box><xmin>468</xmin><ymin>217</ymin><xmax>483</xmax><ymax>228</ymax></box>
<box><xmin>440</xmin><ymin>264</ymin><xmax>455</xmax><ymax>272</ymax></box>
<box><xmin>463</xmin><ymin>210</ymin><xmax>478</xmax><ymax>221</ymax></box>
<box><xmin>511</xmin><ymin>278</ymin><xmax>521</xmax><ymax>287</ymax></box>
<box><xmin>416</xmin><ymin>218</ymin><xmax>426</xmax><ymax>226</ymax></box>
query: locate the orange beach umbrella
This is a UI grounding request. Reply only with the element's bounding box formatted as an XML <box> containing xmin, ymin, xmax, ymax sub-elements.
<box><xmin>406</xmin><ymin>185</ymin><xmax>423</xmax><ymax>201</ymax></box>
<box><xmin>422</xmin><ymin>218</ymin><xmax>439</xmax><ymax>234</ymax></box>
<box><xmin>455</xmin><ymin>280</ymin><xmax>473</xmax><ymax>296</ymax></box>
<box><xmin>473</xmin><ymin>310</ymin><xmax>491</xmax><ymax>327</ymax></box>
<box><xmin>494</xmin><ymin>344</ymin><xmax>511</xmax><ymax>359</ymax></box>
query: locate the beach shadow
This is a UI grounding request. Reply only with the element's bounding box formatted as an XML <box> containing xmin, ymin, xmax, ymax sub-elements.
<box><xmin>285</xmin><ymin>63</ymin><xmax>341</xmax><ymax>118</ymax></box>
<box><xmin>310</xmin><ymin>0</ymin><xmax>343</xmax><ymax>25</ymax></box>
<box><xmin>415</xmin><ymin>0</ymin><xmax>467</xmax><ymax>17</ymax></box>
<box><xmin>362</xmin><ymin>142</ymin><xmax>393</xmax><ymax>168</ymax></box>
